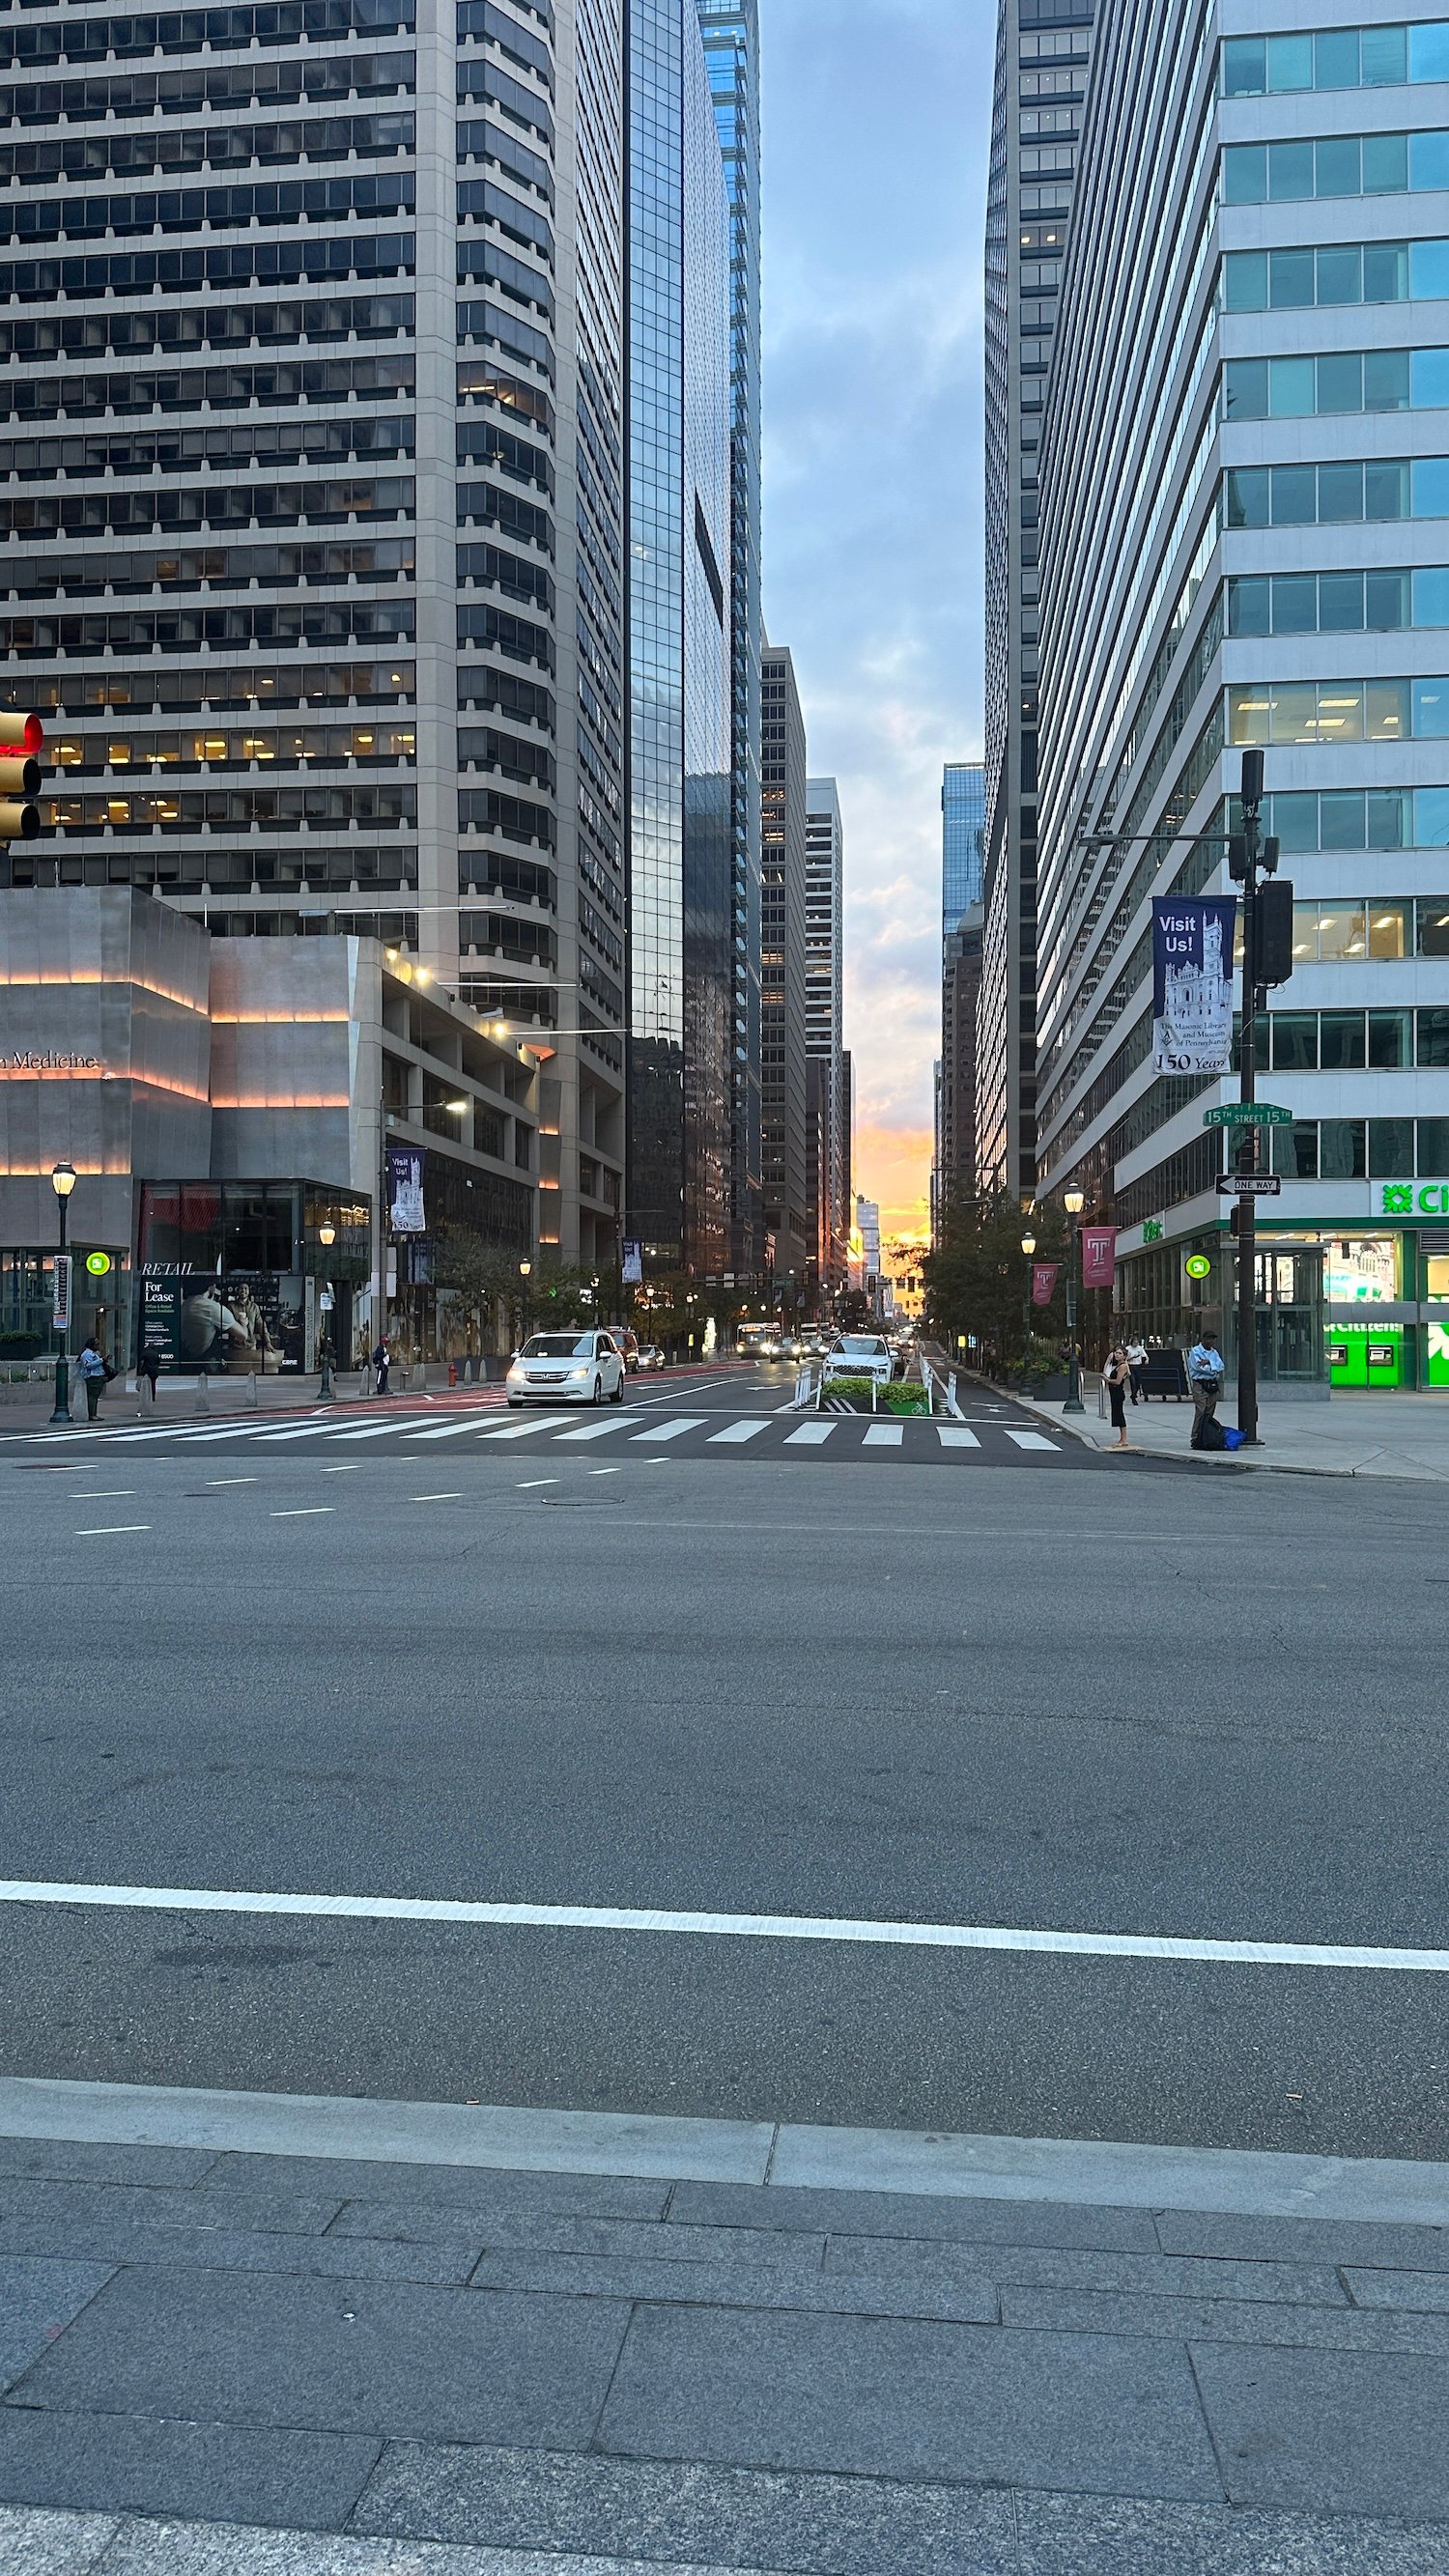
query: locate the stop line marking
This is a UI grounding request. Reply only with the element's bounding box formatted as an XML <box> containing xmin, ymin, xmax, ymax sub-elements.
<box><xmin>0</xmin><ymin>1880</ymin><xmax>1442</xmax><ymax>1974</ymax></box>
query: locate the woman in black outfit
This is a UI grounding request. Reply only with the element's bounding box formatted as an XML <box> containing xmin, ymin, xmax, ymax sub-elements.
<box><xmin>1104</xmin><ymin>1345</ymin><xmax>1131</xmax><ymax>1451</ymax></box>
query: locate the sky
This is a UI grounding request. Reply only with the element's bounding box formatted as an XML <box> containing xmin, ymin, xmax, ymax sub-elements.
<box><xmin>758</xmin><ymin>0</ymin><xmax>995</xmax><ymax>1239</ymax></box>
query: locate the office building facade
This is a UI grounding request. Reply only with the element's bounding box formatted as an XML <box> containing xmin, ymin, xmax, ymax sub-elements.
<box><xmin>696</xmin><ymin>0</ymin><xmax>764</xmax><ymax>1283</ymax></box>
<box><xmin>760</xmin><ymin>641</ymin><xmax>810</xmax><ymax>1294</ymax></box>
<box><xmin>936</xmin><ymin>901</ymin><xmax>985</xmax><ymax>1231</ymax></box>
<box><xmin>942</xmin><ymin>760</ymin><xmax>987</xmax><ymax>940</ymax></box>
<box><xmin>980</xmin><ymin>0</ymin><xmax>1097</xmax><ymax>1200</ymax></box>
<box><xmin>625</xmin><ymin>0</ymin><xmax>733</xmax><ymax>1276</ymax></box>
<box><xmin>2</xmin><ymin>0</ymin><xmax>627</xmax><ymax>1271</ymax></box>
<box><xmin>805</xmin><ymin>776</ymin><xmax>848</xmax><ymax>1296</ymax></box>
<box><xmin>1037</xmin><ymin>0</ymin><xmax>1449</xmax><ymax>1393</ymax></box>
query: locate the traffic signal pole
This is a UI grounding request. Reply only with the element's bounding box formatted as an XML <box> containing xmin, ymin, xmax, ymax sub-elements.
<box><xmin>1236</xmin><ymin>756</ymin><xmax>1262</xmax><ymax>1447</ymax></box>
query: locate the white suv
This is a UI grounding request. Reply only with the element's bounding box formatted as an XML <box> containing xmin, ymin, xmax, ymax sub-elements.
<box><xmin>506</xmin><ymin>1330</ymin><xmax>627</xmax><ymax>1406</ymax></box>
<box><xmin>822</xmin><ymin>1333</ymin><xmax>896</xmax><ymax>1390</ymax></box>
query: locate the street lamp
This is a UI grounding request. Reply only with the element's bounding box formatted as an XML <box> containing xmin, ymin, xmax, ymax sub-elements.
<box><xmin>1063</xmin><ymin>1186</ymin><xmax>1086</xmax><ymax>1415</ymax></box>
<box><xmin>316</xmin><ymin>1215</ymin><xmax>336</xmax><ymax>1401</ymax></box>
<box><xmin>517</xmin><ymin>1257</ymin><xmax>532</xmax><ymax>1347</ymax></box>
<box><xmin>49</xmin><ymin>1161</ymin><xmax>76</xmax><ymax>1426</ymax></box>
<box><xmin>1020</xmin><ymin>1230</ymin><xmax>1037</xmax><ymax>1390</ymax></box>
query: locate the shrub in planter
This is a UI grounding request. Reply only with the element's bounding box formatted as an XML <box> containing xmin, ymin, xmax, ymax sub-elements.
<box><xmin>823</xmin><ymin>1374</ymin><xmax>879</xmax><ymax>1408</ymax></box>
<box><xmin>879</xmin><ymin>1382</ymin><xmax>930</xmax><ymax>1415</ymax></box>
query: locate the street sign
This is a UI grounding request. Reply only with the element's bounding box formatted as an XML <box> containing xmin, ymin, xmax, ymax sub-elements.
<box><xmin>1184</xmin><ymin>1253</ymin><xmax>1212</xmax><ymax>1280</ymax></box>
<box><xmin>1216</xmin><ymin>1174</ymin><xmax>1282</xmax><ymax>1197</ymax></box>
<box><xmin>52</xmin><ymin>1251</ymin><xmax>71</xmax><ymax>1328</ymax></box>
<box><xmin>1204</xmin><ymin>1103</ymin><xmax>1293</xmax><ymax>1128</ymax></box>
<box><xmin>84</xmin><ymin>1250</ymin><xmax>111</xmax><ymax>1276</ymax></box>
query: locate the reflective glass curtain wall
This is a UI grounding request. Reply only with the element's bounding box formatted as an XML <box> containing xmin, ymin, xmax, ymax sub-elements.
<box><xmin>942</xmin><ymin>761</ymin><xmax>987</xmax><ymax>941</ymax></box>
<box><xmin>627</xmin><ymin>0</ymin><xmax>733</xmax><ymax>1272</ymax></box>
<box><xmin>697</xmin><ymin>0</ymin><xmax>764</xmax><ymax>1283</ymax></box>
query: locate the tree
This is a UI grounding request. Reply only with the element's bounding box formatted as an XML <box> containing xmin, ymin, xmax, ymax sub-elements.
<box><xmin>432</xmin><ymin>1227</ymin><xmax>524</xmax><ymax>1352</ymax></box>
<box><xmin>923</xmin><ymin>1191</ymin><xmax>1069</xmax><ymax>1376</ymax></box>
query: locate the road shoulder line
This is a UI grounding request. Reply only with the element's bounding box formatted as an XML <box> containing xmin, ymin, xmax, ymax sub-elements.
<box><xmin>1</xmin><ymin>2077</ymin><xmax>1447</xmax><ymax>2224</ymax></box>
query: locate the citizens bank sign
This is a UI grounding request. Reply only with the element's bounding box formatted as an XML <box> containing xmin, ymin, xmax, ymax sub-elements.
<box><xmin>1377</xmin><ymin>1179</ymin><xmax>1449</xmax><ymax>1217</ymax></box>
<box><xmin>2</xmin><ymin>1051</ymin><xmax>102</xmax><ymax>1071</ymax></box>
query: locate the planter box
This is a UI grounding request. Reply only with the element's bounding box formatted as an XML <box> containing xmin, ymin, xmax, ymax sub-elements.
<box><xmin>1021</xmin><ymin>1373</ymin><xmax>1069</xmax><ymax>1400</ymax></box>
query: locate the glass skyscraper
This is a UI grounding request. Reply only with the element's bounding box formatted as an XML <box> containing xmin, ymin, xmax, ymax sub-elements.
<box><xmin>5</xmin><ymin>0</ymin><xmax>631</xmax><ymax>1271</ymax></box>
<box><xmin>626</xmin><ymin>0</ymin><xmax>734</xmax><ymax>1273</ymax></box>
<box><xmin>696</xmin><ymin>0</ymin><xmax>764</xmax><ymax>1283</ymax></box>
<box><xmin>942</xmin><ymin>761</ymin><xmax>986</xmax><ymax>940</ymax></box>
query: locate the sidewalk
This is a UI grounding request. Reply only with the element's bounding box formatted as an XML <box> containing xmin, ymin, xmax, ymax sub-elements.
<box><xmin>0</xmin><ymin>2082</ymin><xmax>1447</xmax><ymax>2571</ymax></box>
<box><xmin>1013</xmin><ymin>1382</ymin><xmax>1449</xmax><ymax>1481</ymax></box>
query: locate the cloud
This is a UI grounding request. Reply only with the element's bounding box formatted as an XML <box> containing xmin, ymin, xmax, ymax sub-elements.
<box><xmin>760</xmin><ymin>0</ymin><xmax>994</xmax><ymax>1231</ymax></box>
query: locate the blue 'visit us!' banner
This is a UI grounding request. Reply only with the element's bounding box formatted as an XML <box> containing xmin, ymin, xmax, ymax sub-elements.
<box><xmin>1151</xmin><ymin>895</ymin><xmax>1236</xmax><ymax>1076</ymax></box>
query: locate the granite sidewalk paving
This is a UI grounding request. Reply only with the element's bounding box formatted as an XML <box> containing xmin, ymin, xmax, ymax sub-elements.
<box><xmin>1</xmin><ymin>2097</ymin><xmax>1449</xmax><ymax>2572</ymax></box>
<box><xmin>1009</xmin><ymin>1379</ymin><xmax>1449</xmax><ymax>1480</ymax></box>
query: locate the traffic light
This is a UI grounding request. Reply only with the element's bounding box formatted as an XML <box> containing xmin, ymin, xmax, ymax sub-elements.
<box><xmin>1257</xmin><ymin>876</ymin><xmax>1294</xmax><ymax>987</ymax></box>
<box><xmin>0</xmin><ymin>711</ymin><xmax>43</xmax><ymax>841</ymax></box>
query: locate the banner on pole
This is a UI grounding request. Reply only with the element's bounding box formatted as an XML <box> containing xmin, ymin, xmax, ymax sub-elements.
<box><xmin>1081</xmin><ymin>1226</ymin><xmax>1118</xmax><ymax>1291</ymax></box>
<box><xmin>52</xmin><ymin>1251</ymin><xmax>71</xmax><ymax>1330</ymax></box>
<box><xmin>621</xmin><ymin>1239</ymin><xmax>643</xmax><ymax>1285</ymax></box>
<box><xmin>385</xmin><ymin>1146</ymin><xmax>426</xmax><ymax>1235</ymax></box>
<box><xmin>1151</xmin><ymin>895</ymin><xmax>1236</xmax><ymax>1074</ymax></box>
<box><xmin>1031</xmin><ymin>1261</ymin><xmax>1060</xmax><ymax>1308</ymax></box>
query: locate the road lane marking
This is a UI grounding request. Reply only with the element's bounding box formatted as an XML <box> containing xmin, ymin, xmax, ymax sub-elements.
<box><xmin>707</xmin><ymin>1420</ymin><xmax>771</xmax><ymax>1444</ymax></box>
<box><xmin>0</xmin><ymin>1879</ymin><xmax>1445</xmax><ymax>1974</ymax></box>
<box><xmin>206</xmin><ymin>1478</ymin><xmax>257</xmax><ymax>1486</ymax></box>
<box><xmin>318</xmin><ymin>1419</ymin><xmax>440</xmax><ymax>1442</ymax></box>
<box><xmin>936</xmin><ymin>1428</ymin><xmax>981</xmax><ymax>1450</ymax></box>
<box><xmin>406</xmin><ymin>1418</ymin><xmax>500</xmax><ymax>1441</ymax></box>
<box><xmin>784</xmin><ymin>1423</ymin><xmax>836</xmax><ymax>1446</ymax></box>
<box><xmin>269</xmin><ymin>1508</ymin><xmax>335</xmax><ymax>1518</ymax></box>
<box><xmin>862</xmin><ymin>1425</ymin><xmax>903</xmax><ymax>1448</ymax></box>
<box><xmin>71</xmin><ymin>1490</ymin><xmax>133</xmax><ymax>1499</ymax></box>
<box><xmin>410</xmin><ymin>1492</ymin><xmax>462</xmax><ymax>1504</ymax></box>
<box><xmin>516</xmin><ymin>1478</ymin><xmax>557</xmax><ymax>1488</ymax></box>
<box><xmin>473</xmin><ymin>1416</ymin><xmax>573</xmax><ymax>1440</ymax></box>
<box><xmin>554</xmin><ymin>1417</ymin><xmax>633</xmax><ymax>1442</ymax></box>
<box><xmin>74</xmin><ymin>1525</ymin><xmax>150</xmax><ymax>1537</ymax></box>
<box><xmin>1005</xmin><ymin>1430</ymin><xmax>1058</xmax><ymax>1452</ymax></box>
<box><xmin>319</xmin><ymin>1466</ymin><xmax>361</xmax><ymax>1475</ymax></box>
<box><xmin>631</xmin><ymin>1418</ymin><xmax>706</xmax><ymax>1442</ymax></box>
<box><xmin>589</xmin><ymin>1466</ymin><xmax>619</xmax><ymax>1476</ymax></box>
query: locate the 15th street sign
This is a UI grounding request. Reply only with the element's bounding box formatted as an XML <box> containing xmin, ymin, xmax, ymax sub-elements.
<box><xmin>1204</xmin><ymin>1103</ymin><xmax>1293</xmax><ymax>1128</ymax></box>
<box><xmin>1216</xmin><ymin>1174</ymin><xmax>1283</xmax><ymax>1197</ymax></box>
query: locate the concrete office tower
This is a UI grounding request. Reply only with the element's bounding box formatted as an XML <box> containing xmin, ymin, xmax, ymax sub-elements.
<box><xmin>1036</xmin><ymin>2</ymin><xmax>1449</xmax><ymax>1395</ymax></box>
<box><xmin>760</xmin><ymin>643</ymin><xmax>810</xmax><ymax>1297</ymax></box>
<box><xmin>937</xmin><ymin>901</ymin><xmax>985</xmax><ymax>1235</ymax></box>
<box><xmin>806</xmin><ymin>777</ymin><xmax>849</xmax><ymax>1295</ymax></box>
<box><xmin>626</xmin><ymin>0</ymin><xmax>734</xmax><ymax>1275</ymax></box>
<box><xmin>942</xmin><ymin>761</ymin><xmax>987</xmax><ymax>942</ymax></box>
<box><xmin>2</xmin><ymin>0</ymin><xmax>629</xmax><ymax>1271</ymax></box>
<box><xmin>979</xmin><ymin>0</ymin><xmax>1097</xmax><ymax>1201</ymax></box>
<box><xmin>697</xmin><ymin>0</ymin><xmax>765</xmax><ymax>1284</ymax></box>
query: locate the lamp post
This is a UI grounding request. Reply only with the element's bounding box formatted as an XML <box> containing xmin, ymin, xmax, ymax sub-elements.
<box><xmin>1063</xmin><ymin>1186</ymin><xmax>1086</xmax><ymax>1414</ymax></box>
<box><xmin>517</xmin><ymin>1257</ymin><xmax>531</xmax><ymax>1349</ymax></box>
<box><xmin>48</xmin><ymin>1161</ymin><xmax>76</xmax><ymax>1426</ymax></box>
<box><xmin>1020</xmin><ymin>1230</ymin><xmax>1037</xmax><ymax>1389</ymax></box>
<box><xmin>316</xmin><ymin>1217</ymin><xmax>336</xmax><ymax>1401</ymax></box>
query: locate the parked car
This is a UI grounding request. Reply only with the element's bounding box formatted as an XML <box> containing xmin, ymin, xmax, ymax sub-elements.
<box><xmin>637</xmin><ymin>1344</ymin><xmax>667</xmax><ymax>1372</ymax></box>
<box><xmin>506</xmin><ymin>1330</ymin><xmax>626</xmax><ymax>1406</ymax></box>
<box><xmin>821</xmin><ymin>1333</ymin><xmax>896</xmax><ymax>1390</ymax></box>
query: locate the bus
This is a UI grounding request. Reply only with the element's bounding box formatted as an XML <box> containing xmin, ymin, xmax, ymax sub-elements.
<box><xmin>736</xmin><ymin>1321</ymin><xmax>780</xmax><ymax>1359</ymax></box>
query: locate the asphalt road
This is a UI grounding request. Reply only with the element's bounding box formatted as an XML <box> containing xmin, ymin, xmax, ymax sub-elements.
<box><xmin>1</xmin><ymin>1388</ymin><xmax>1443</xmax><ymax>2160</ymax></box>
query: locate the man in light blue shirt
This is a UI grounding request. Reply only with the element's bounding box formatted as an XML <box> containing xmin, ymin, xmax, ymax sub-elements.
<box><xmin>1187</xmin><ymin>1328</ymin><xmax>1225</xmax><ymax>1448</ymax></box>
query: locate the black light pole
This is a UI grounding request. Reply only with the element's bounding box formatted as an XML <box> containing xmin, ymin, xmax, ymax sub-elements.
<box><xmin>1063</xmin><ymin>1185</ymin><xmax>1086</xmax><ymax>1413</ymax></box>
<box><xmin>317</xmin><ymin>1217</ymin><xmax>336</xmax><ymax>1401</ymax></box>
<box><xmin>1232</xmin><ymin>750</ymin><xmax>1268</xmax><ymax>1446</ymax></box>
<box><xmin>1020</xmin><ymin>1228</ymin><xmax>1037</xmax><ymax>1387</ymax></box>
<box><xmin>48</xmin><ymin>1161</ymin><xmax>76</xmax><ymax>1426</ymax></box>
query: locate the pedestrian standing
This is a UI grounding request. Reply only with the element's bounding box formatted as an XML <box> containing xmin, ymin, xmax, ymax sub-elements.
<box><xmin>372</xmin><ymin>1333</ymin><xmax>390</xmax><ymax>1397</ymax></box>
<box><xmin>76</xmin><ymin>1335</ymin><xmax>108</xmax><ymax>1422</ymax></box>
<box><xmin>137</xmin><ymin>1345</ymin><xmax>160</xmax><ymax>1405</ymax></box>
<box><xmin>1125</xmin><ymin>1335</ymin><xmax>1149</xmax><ymax>1405</ymax></box>
<box><xmin>1187</xmin><ymin>1326</ymin><xmax>1226</xmax><ymax>1449</ymax></box>
<box><xmin>1103</xmin><ymin>1344</ymin><xmax>1132</xmax><ymax>1451</ymax></box>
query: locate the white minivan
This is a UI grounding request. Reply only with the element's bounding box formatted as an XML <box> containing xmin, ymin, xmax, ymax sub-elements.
<box><xmin>506</xmin><ymin>1330</ymin><xmax>627</xmax><ymax>1406</ymax></box>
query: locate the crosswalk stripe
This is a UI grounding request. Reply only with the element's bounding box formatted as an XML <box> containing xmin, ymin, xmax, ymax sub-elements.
<box><xmin>707</xmin><ymin>1420</ymin><xmax>771</xmax><ymax>1444</ymax></box>
<box><xmin>1005</xmin><ymin>1430</ymin><xmax>1058</xmax><ymax>1451</ymax></box>
<box><xmin>936</xmin><ymin>1427</ymin><xmax>981</xmax><ymax>1450</ymax></box>
<box><xmin>554</xmin><ymin>1415</ymin><xmax>634</xmax><ymax>1442</ymax></box>
<box><xmin>250</xmin><ymin>1423</ymin><xmax>355</xmax><ymax>1442</ymax></box>
<box><xmin>472</xmin><ymin>1414</ymin><xmax>573</xmax><ymax>1440</ymax></box>
<box><xmin>631</xmin><ymin>1418</ymin><xmax>706</xmax><ymax>1443</ymax></box>
<box><xmin>405</xmin><ymin>1415</ymin><xmax>505</xmax><ymax>1440</ymax></box>
<box><xmin>784</xmin><ymin>1422</ymin><xmax>836</xmax><ymax>1446</ymax></box>
<box><xmin>862</xmin><ymin>1424</ymin><xmax>903</xmax><ymax>1447</ymax></box>
<box><xmin>315</xmin><ymin>1417</ymin><xmax>440</xmax><ymax>1442</ymax></box>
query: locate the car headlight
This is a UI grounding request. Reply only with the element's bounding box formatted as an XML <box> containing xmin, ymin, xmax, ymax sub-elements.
<box><xmin>569</xmin><ymin>1365</ymin><xmax>590</xmax><ymax>1378</ymax></box>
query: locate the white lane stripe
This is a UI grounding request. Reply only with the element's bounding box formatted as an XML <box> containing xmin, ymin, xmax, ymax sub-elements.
<box><xmin>0</xmin><ymin>1879</ymin><xmax>1443</xmax><ymax>1973</ymax></box>
<box><xmin>249</xmin><ymin>1425</ymin><xmax>353</xmax><ymax>1442</ymax></box>
<box><xmin>317</xmin><ymin>1418</ymin><xmax>440</xmax><ymax>1442</ymax></box>
<box><xmin>784</xmin><ymin>1422</ymin><xmax>836</xmax><ymax>1446</ymax></box>
<box><xmin>863</xmin><ymin>1425</ymin><xmax>903</xmax><ymax>1447</ymax></box>
<box><xmin>936</xmin><ymin>1427</ymin><xmax>981</xmax><ymax>1450</ymax></box>
<box><xmin>406</xmin><ymin>1416</ymin><xmax>502</xmax><ymax>1440</ymax></box>
<box><xmin>554</xmin><ymin>1416</ymin><xmax>633</xmax><ymax>1442</ymax></box>
<box><xmin>1005</xmin><ymin>1430</ymin><xmax>1058</xmax><ymax>1452</ymax></box>
<box><xmin>74</xmin><ymin>1525</ymin><xmax>151</xmax><ymax>1537</ymax></box>
<box><xmin>708</xmin><ymin>1420</ymin><xmax>771</xmax><ymax>1444</ymax></box>
<box><xmin>631</xmin><ymin>1418</ymin><xmax>706</xmax><ymax>1443</ymax></box>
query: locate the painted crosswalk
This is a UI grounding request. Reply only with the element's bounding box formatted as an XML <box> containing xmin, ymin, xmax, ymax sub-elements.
<box><xmin>0</xmin><ymin>1405</ymin><xmax>1098</xmax><ymax>1470</ymax></box>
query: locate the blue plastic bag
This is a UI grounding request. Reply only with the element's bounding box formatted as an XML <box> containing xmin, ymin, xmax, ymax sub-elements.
<box><xmin>1222</xmin><ymin>1425</ymin><xmax>1248</xmax><ymax>1451</ymax></box>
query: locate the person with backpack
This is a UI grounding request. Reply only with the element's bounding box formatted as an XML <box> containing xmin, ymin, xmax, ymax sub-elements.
<box><xmin>76</xmin><ymin>1336</ymin><xmax>109</xmax><ymax>1422</ymax></box>
<box><xmin>137</xmin><ymin>1344</ymin><xmax>161</xmax><ymax>1406</ymax></box>
<box><xmin>1187</xmin><ymin>1327</ymin><xmax>1226</xmax><ymax>1450</ymax></box>
<box><xmin>372</xmin><ymin>1333</ymin><xmax>390</xmax><ymax>1397</ymax></box>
